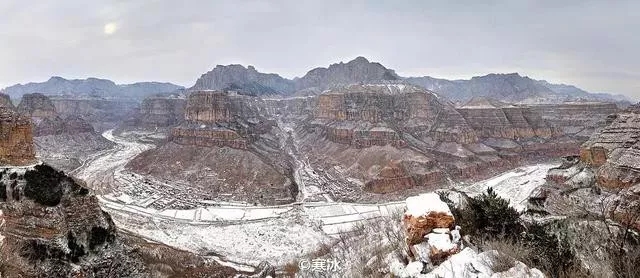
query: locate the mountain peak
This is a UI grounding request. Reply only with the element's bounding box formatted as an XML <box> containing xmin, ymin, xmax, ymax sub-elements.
<box><xmin>350</xmin><ymin>56</ymin><xmax>370</xmax><ymax>64</ymax></box>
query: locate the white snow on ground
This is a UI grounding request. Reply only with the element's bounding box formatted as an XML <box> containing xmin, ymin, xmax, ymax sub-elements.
<box><xmin>406</xmin><ymin>193</ymin><xmax>452</xmax><ymax>217</ymax></box>
<box><xmin>76</xmin><ymin>130</ymin><xmax>562</xmax><ymax>272</ymax></box>
<box><xmin>74</xmin><ymin>129</ymin><xmax>154</xmax><ymax>194</ymax></box>
<box><xmin>427</xmin><ymin>233</ymin><xmax>456</xmax><ymax>252</ymax></box>
<box><xmin>106</xmin><ymin>208</ymin><xmax>327</xmax><ymax>267</ymax></box>
<box><xmin>457</xmin><ymin>163</ymin><xmax>558</xmax><ymax>211</ymax></box>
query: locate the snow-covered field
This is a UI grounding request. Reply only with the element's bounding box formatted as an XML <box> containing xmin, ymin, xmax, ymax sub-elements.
<box><xmin>456</xmin><ymin>163</ymin><xmax>558</xmax><ymax>211</ymax></box>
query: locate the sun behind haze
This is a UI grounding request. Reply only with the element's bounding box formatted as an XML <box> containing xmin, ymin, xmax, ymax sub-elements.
<box><xmin>104</xmin><ymin>22</ymin><xmax>117</xmax><ymax>35</ymax></box>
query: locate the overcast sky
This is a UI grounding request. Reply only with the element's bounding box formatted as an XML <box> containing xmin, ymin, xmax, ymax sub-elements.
<box><xmin>1</xmin><ymin>0</ymin><xmax>638</xmax><ymax>98</ymax></box>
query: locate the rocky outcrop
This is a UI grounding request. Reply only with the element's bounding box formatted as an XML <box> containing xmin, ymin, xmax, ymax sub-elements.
<box><xmin>295</xmin><ymin>56</ymin><xmax>399</xmax><ymax>91</ymax></box>
<box><xmin>313</xmin><ymin>84</ymin><xmax>476</xmax><ymax>145</ymax></box>
<box><xmin>580</xmin><ymin>106</ymin><xmax>640</xmax><ymax>189</ymax></box>
<box><xmin>528</xmin><ymin>102</ymin><xmax>618</xmax><ymax>139</ymax></box>
<box><xmin>171</xmin><ymin>91</ymin><xmax>275</xmax><ymax>149</ymax></box>
<box><xmin>50</xmin><ymin>96</ymin><xmax>139</xmax><ymax>131</ymax></box>
<box><xmin>0</xmin><ymin>107</ymin><xmax>36</xmax><ymax>166</ymax></box>
<box><xmin>192</xmin><ymin>65</ymin><xmax>294</xmax><ymax>95</ymax></box>
<box><xmin>129</xmin><ymin>90</ymin><xmax>296</xmax><ymax>205</ymax></box>
<box><xmin>17</xmin><ymin>93</ymin><xmax>96</xmax><ymax>136</ymax></box>
<box><xmin>0</xmin><ymin>164</ymin><xmax>238</xmax><ymax>277</ymax></box>
<box><xmin>0</xmin><ymin>93</ymin><xmax>15</xmax><ymax>109</ymax></box>
<box><xmin>137</xmin><ymin>96</ymin><xmax>185</xmax><ymax>128</ymax></box>
<box><xmin>456</xmin><ymin>97</ymin><xmax>559</xmax><ymax>140</ymax></box>
<box><xmin>17</xmin><ymin>93</ymin><xmax>57</xmax><ymax>119</ymax></box>
<box><xmin>402</xmin><ymin>193</ymin><xmax>459</xmax><ymax>267</ymax></box>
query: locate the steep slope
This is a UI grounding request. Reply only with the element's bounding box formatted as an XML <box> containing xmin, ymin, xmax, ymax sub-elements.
<box><xmin>2</xmin><ymin>76</ymin><xmax>183</xmax><ymax>99</ymax></box>
<box><xmin>17</xmin><ymin>93</ymin><xmax>114</xmax><ymax>171</ymax></box>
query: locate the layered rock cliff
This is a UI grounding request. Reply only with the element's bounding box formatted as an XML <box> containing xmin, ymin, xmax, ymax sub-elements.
<box><xmin>121</xmin><ymin>95</ymin><xmax>186</xmax><ymax>131</ymax></box>
<box><xmin>16</xmin><ymin>93</ymin><xmax>57</xmax><ymax>119</ymax></box>
<box><xmin>128</xmin><ymin>90</ymin><xmax>296</xmax><ymax>205</ymax></box>
<box><xmin>0</xmin><ymin>107</ymin><xmax>36</xmax><ymax>166</ymax></box>
<box><xmin>50</xmin><ymin>96</ymin><xmax>139</xmax><ymax>131</ymax></box>
<box><xmin>580</xmin><ymin>105</ymin><xmax>640</xmax><ymax>189</ymax></box>
<box><xmin>528</xmin><ymin>102</ymin><xmax>618</xmax><ymax>139</ymax></box>
<box><xmin>456</xmin><ymin>97</ymin><xmax>559</xmax><ymax>140</ymax></box>
<box><xmin>16</xmin><ymin>94</ymin><xmax>114</xmax><ymax>171</ymax></box>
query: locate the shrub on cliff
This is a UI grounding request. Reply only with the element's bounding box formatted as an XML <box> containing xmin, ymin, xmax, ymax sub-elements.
<box><xmin>23</xmin><ymin>164</ymin><xmax>65</xmax><ymax>206</ymax></box>
<box><xmin>89</xmin><ymin>226</ymin><xmax>115</xmax><ymax>250</ymax></box>
<box><xmin>444</xmin><ymin>188</ymin><xmax>523</xmax><ymax>240</ymax></box>
<box><xmin>23</xmin><ymin>164</ymin><xmax>89</xmax><ymax>206</ymax></box>
<box><xmin>0</xmin><ymin>181</ymin><xmax>6</xmax><ymax>201</ymax></box>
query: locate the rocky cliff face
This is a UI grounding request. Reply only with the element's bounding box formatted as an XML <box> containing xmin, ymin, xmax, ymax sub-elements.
<box><xmin>0</xmin><ymin>107</ymin><xmax>36</xmax><ymax>166</ymax></box>
<box><xmin>0</xmin><ymin>93</ymin><xmax>15</xmax><ymax>109</ymax></box>
<box><xmin>17</xmin><ymin>93</ymin><xmax>95</xmax><ymax>136</ymax></box>
<box><xmin>16</xmin><ymin>93</ymin><xmax>57</xmax><ymax>119</ymax></box>
<box><xmin>580</xmin><ymin>106</ymin><xmax>640</xmax><ymax>189</ymax></box>
<box><xmin>128</xmin><ymin>90</ymin><xmax>296</xmax><ymax>205</ymax></box>
<box><xmin>192</xmin><ymin>65</ymin><xmax>294</xmax><ymax>95</ymax></box>
<box><xmin>0</xmin><ymin>164</ymin><xmax>239</xmax><ymax>277</ymax></box>
<box><xmin>456</xmin><ymin>97</ymin><xmax>559</xmax><ymax>140</ymax></box>
<box><xmin>528</xmin><ymin>102</ymin><xmax>618</xmax><ymax>139</ymax></box>
<box><xmin>133</xmin><ymin>96</ymin><xmax>186</xmax><ymax>129</ymax></box>
<box><xmin>50</xmin><ymin>96</ymin><xmax>139</xmax><ymax>131</ymax></box>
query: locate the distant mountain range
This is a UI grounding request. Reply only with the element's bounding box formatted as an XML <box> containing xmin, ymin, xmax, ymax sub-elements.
<box><xmin>1</xmin><ymin>57</ymin><xmax>631</xmax><ymax>104</ymax></box>
<box><xmin>190</xmin><ymin>57</ymin><xmax>631</xmax><ymax>104</ymax></box>
<box><xmin>1</xmin><ymin>76</ymin><xmax>183</xmax><ymax>99</ymax></box>
<box><xmin>190</xmin><ymin>56</ymin><xmax>399</xmax><ymax>96</ymax></box>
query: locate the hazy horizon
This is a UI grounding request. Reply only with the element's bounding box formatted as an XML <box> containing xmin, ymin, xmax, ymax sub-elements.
<box><xmin>1</xmin><ymin>1</ymin><xmax>638</xmax><ymax>98</ymax></box>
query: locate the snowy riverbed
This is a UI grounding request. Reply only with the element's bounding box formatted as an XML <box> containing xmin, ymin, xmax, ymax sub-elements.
<box><xmin>79</xmin><ymin>130</ymin><xmax>557</xmax><ymax>269</ymax></box>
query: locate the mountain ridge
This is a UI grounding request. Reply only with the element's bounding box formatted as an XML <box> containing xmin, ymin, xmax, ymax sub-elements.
<box><xmin>3</xmin><ymin>57</ymin><xmax>630</xmax><ymax>104</ymax></box>
<box><xmin>1</xmin><ymin>76</ymin><xmax>184</xmax><ymax>99</ymax></box>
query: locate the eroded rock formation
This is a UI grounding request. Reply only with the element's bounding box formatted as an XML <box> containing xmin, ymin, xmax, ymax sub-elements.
<box><xmin>0</xmin><ymin>93</ymin><xmax>15</xmax><ymax>109</ymax></box>
<box><xmin>17</xmin><ymin>93</ymin><xmax>57</xmax><ymax>119</ymax></box>
<box><xmin>580</xmin><ymin>105</ymin><xmax>640</xmax><ymax>189</ymax></box>
<box><xmin>50</xmin><ymin>96</ymin><xmax>139</xmax><ymax>131</ymax></box>
<box><xmin>0</xmin><ymin>107</ymin><xmax>36</xmax><ymax>166</ymax></box>
<box><xmin>128</xmin><ymin>90</ymin><xmax>296</xmax><ymax>205</ymax></box>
